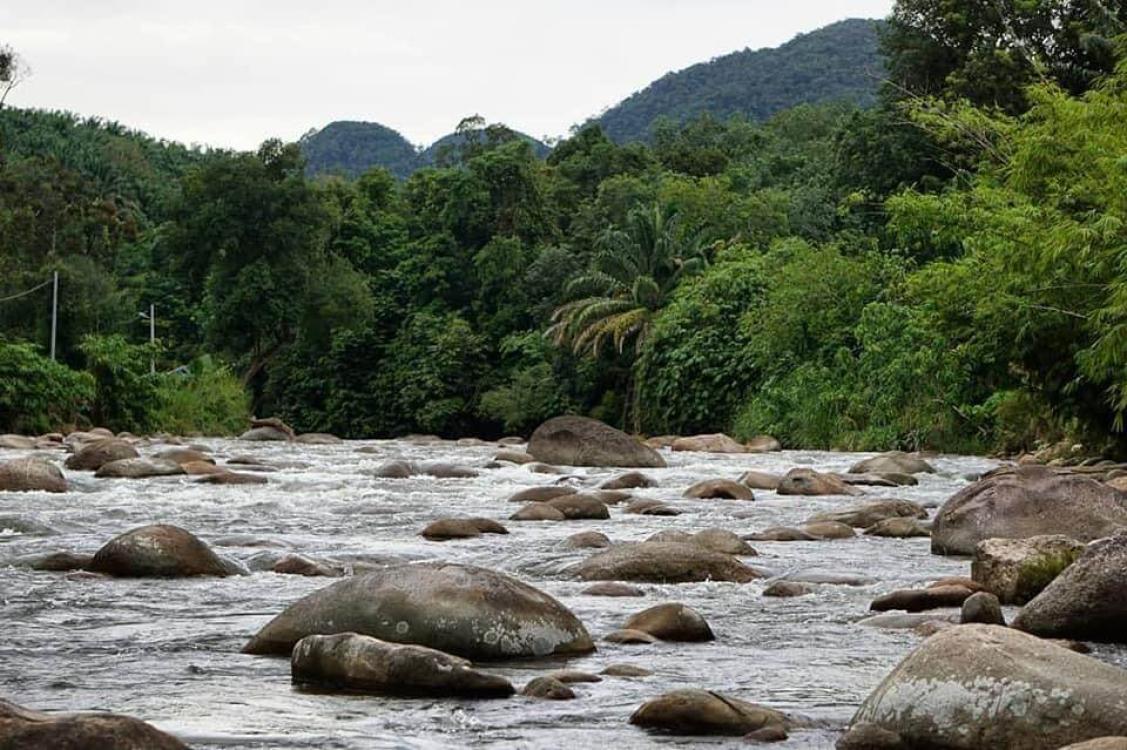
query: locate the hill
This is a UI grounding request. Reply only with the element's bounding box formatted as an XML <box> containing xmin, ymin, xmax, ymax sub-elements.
<box><xmin>298</xmin><ymin>120</ymin><xmax>420</xmax><ymax>180</ymax></box>
<box><xmin>596</xmin><ymin>18</ymin><xmax>884</xmax><ymax>143</ymax></box>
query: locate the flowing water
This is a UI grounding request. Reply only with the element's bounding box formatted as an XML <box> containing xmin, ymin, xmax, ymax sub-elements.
<box><xmin>1</xmin><ymin>440</ymin><xmax>1124</xmax><ymax>748</ymax></box>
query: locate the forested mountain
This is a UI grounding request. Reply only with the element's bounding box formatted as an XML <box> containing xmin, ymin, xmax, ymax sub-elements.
<box><xmin>597</xmin><ymin>18</ymin><xmax>884</xmax><ymax>142</ymax></box>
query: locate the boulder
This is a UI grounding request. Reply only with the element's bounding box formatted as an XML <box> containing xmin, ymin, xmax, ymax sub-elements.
<box><xmin>506</xmin><ymin>485</ymin><xmax>577</xmax><ymax>503</ymax></box>
<box><xmin>807</xmin><ymin>500</ymin><xmax>927</xmax><ymax>529</ymax></box>
<box><xmin>494</xmin><ymin>449</ymin><xmax>535</xmax><ymax>464</ymax></box>
<box><xmin>546</xmin><ymin>669</ymin><xmax>601</xmax><ymax>684</ymax></box>
<box><xmin>801</xmin><ymin>521</ymin><xmax>857</xmax><ymax>539</ymax></box>
<box><xmin>374</xmin><ymin>460</ymin><xmax>417</xmax><ymax>478</ymax></box>
<box><xmin>777</xmin><ymin>468</ymin><xmax>862</xmax><ymax>496</ymax></box>
<box><xmin>931</xmin><ymin>466</ymin><xmax>1127</xmax><ymax>555</ymax></box>
<box><xmin>294</xmin><ymin>432</ymin><xmax>342</xmax><ymax>445</ymax></box>
<box><xmin>671</xmin><ymin>433</ymin><xmax>746</xmax><ymax>453</ymax></box>
<box><xmin>745</xmin><ymin>435</ymin><xmax>782</xmax><ymax>453</ymax></box>
<box><xmin>239</xmin><ymin>426</ymin><xmax>291</xmax><ymax>441</ymax></box>
<box><xmin>601</xmin><ymin>471</ymin><xmax>656</xmax><ymax>490</ymax></box>
<box><xmin>182</xmin><ymin>460</ymin><xmax>225</xmax><ymax>476</ymax></box>
<box><xmin>94</xmin><ymin>457</ymin><xmax>185</xmax><ymax>479</ymax></box>
<box><xmin>870</xmin><ymin>585</ymin><xmax>974</xmax><ymax>612</ymax></box>
<box><xmin>273</xmin><ymin>554</ymin><xmax>341</xmax><ymax>577</ymax></box>
<box><xmin>0</xmin><ymin>698</ymin><xmax>186</xmax><ymax>749</ymax></box>
<box><xmin>683</xmin><ymin>479</ymin><xmax>754</xmax><ymax>501</ymax></box>
<box><xmin>291</xmin><ymin>632</ymin><xmax>514</xmax><ymax>697</ymax></box>
<box><xmin>250</xmin><ymin>416</ymin><xmax>296</xmax><ymax>437</ymax></box>
<box><xmin>582</xmin><ymin>582</ymin><xmax>644</xmax><ymax>597</ymax></box>
<box><xmin>509</xmin><ymin>503</ymin><xmax>567</xmax><ymax>522</ymax></box>
<box><xmin>971</xmin><ymin>535</ymin><xmax>1086</xmax><ymax>604</ymax></box>
<box><xmin>566</xmin><ymin>531</ymin><xmax>611</xmax><ymax>549</ymax></box>
<box><xmin>196</xmin><ymin>471</ymin><xmax>268</xmax><ymax>485</ymax></box>
<box><xmin>575</xmin><ymin>542</ymin><xmax>760</xmax><ymax>583</ymax></box>
<box><xmin>692</xmin><ymin>528</ymin><xmax>756</xmax><ymax>555</ymax></box>
<box><xmin>546</xmin><ymin>494</ymin><xmax>610</xmax><ymax>520</ymax></box>
<box><xmin>763</xmin><ymin>581</ymin><xmax>812</xmax><ymax>598</ymax></box>
<box><xmin>625</xmin><ymin>499</ymin><xmax>681</xmax><ymax>516</ymax></box>
<box><xmin>739</xmin><ymin>470</ymin><xmax>783</xmax><ymax>490</ymax></box>
<box><xmin>64</xmin><ymin>438</ymin><xmax>138</xmax><ymax>471</ymax></box>
<box><xmin>602</xmin><ymin>663</ymin><xmax>652</xmax><ymax>677</ymax></box>
<box><xmin>520</xmin><ymin>676</ymin><xmax>575</xmax><ymax>700</ymax></box>
<box><xmin>961</xmin><ymin>591</ymin><xmax>1005</xmax><ymax>625</ymax></box>
<box><xmin>1012</xmin><ymin>531</ymin><xmax>1127</xmax><ymax>642</ymax></box>
<box><xmin>624</xmin><ymin>603</ymin><xmax>713</xmax><ymax>642</ymax></box>
<box><xmin>420</xmin><ymin>517</ymin><xmax>508</xmax><ymax>541</ymax></box>
<box><xmin>592</xmin><ymin>489</ymin><xmax>632</xmax><ymax>504</ymax></box>
<box><xmin>0</xmin><ymin>434</ymin><xmax>36</xmax><ymax>450</ymax></box>
<box><xmin>849</xmin><ymin>452</ymin><xmax>935</xmax><ymax>475</ymax></box>
<box><xmin>0</xmin><ymin>457</ymin><xmax>67</xmax><ymax>493</ymax></box>
<box><xmin>745</xmin><ymin>527</ymin><xmax>819</xmax><ymax>542</ymax></box>
<box><xmin>13</xmin><ymin>551</ymin><xmax>92</xmax><ymax>571</ymax></box>
<box><xmin>844</xmin><ymin>625</ymin><xmax>1127</xmax><ymax>748</ymax></box>
<box><xmin>243</xmin><ymin>562</ymin><xmax>595</xmax><ymax>659</ymax></box>
<box><xmin>528</xmin><ymin>416</ymin><xmax>665</xmax><ymax>468</ymax></box>
<box><xmin>88</xmin><ymin>524</ymin><xmax>229</xmax><ymax>577</ymax></box>
<box><xmin>155</xmin><ymin>448</ymin><xmax>213</xmax><ymax>466</ymax></box>
<box><xmin>630</xmin><ymin>689</ymin><xmax>789</xmax><ymax>737</ymax></box>
<box><xmin>864</xmin><ymin>517</ymin><xmax>930</xmax><ymax>538</ymax></box>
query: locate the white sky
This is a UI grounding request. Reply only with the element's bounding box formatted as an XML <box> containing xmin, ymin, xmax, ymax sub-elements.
<box><xmin>2</xmin><ymin>1</ymin><xmax>893</xmax><ymax>150</ymax></box>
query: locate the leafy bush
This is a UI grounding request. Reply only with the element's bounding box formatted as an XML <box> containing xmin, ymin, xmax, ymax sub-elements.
<box><xmin>153</xmin><ymin>356</ymin><xmax>250</xmax><ymax>436</ymax></box>
<box><xmin>78</xmin><ymin>334</ymin><xmax>159</xmax><ymax>432</ymax></box>
<box><xmin>0</xmin><ymin>341</ymin><xmax>94</xmax><ymax>433</ymax></box>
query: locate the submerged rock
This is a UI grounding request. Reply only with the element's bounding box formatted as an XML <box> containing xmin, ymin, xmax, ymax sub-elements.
<box><xmin>521</xmin><ymin>676</ymin><xmax>575</xmax><ymax>700</ymax></box>
<box><xmin>777</xmin><ymin>468</ymin><xmax>862</xmax><ymax>496</ymax></box>
<box><xmin>0</xmin><ymin>697</ymin><xmax>187</xmax><ymax>749</ymax></box>
<box><xmin>739</xmin><ymin>470</ymin><xmax>783</xmax><ymax>490</ymax></box>
<box><xmin>601</xmin><ymin>471</ymin><xmax>656</xmax><ymax>490</ymax></box>
<box><xmin>582</xmin><ymin>582</ymin><xmax>644</xmax><ymax>597</ymax></box>
<box><xmin>864</xmin><ymin>517</ymin><xmax>930</xmax><ymax>538</ymax></box>
<box><xmin>683</xmin><ymin>479</ymin><xmax>754</xmax><ymax>501</ymax></box>
<box><xmin>630</xmin><ymin>689</ymin><xmax>789</xmax><ymax>737</ymax></box>
<box><xmin>546</xmin><ymin>493</ymin><xmax>610</xmax><ymax>520</ymax></box>
<box><xmin>243</xmin><ymin>562</ymin><xmax>595</xmax><ymax>660</ymax></box>
<box><xmin>509</xmin><ymin>503</ymin><xmax>567</xmax><ymax>521</ymax></box>
<box><xmin>807</xmin><ymin>500</ymin><xmax>927</xmax><ymax>529</ymax></box>
<box><xmin>420</xmin><ymin>517</ymin><xmax>508</xmax><ymax>540</ymax></box>
<box><xmin>869</xmin><ymin>585</ymin><xmax>974</xmax><ymax>613</ymax></box>
<box><xmin>291</xmin><ymin>633</ymin><xmax>514</xmax><ymax>697</ymax></box>
<box><xmin>575</xmin><ymin>542</ymin><xmax>760</xmax><ymax>583</ymax></box>
<box><xmin>94</xmin><ymin>457</ymin><xmax>185</xmax><ymax>479</ymax></box>
<box><xmin>506</xmin><ymin>485</ymin><xmax>577</xmax><ymax>503</ymax></box>
<box><xmin>624</xmin><ymin>603</ymin><xmax>713</xmax><ymax>642</ymax></box>
<box><xmin>528</xmin><ymin>416</ymin><xmax>665</xmax><ymax>468</ymax></box>
<box><xmin>64</xmin><ymin>438</ymin><xmax>138</xmax><ymax>471</ymax></box>
<box><xmin>0</xmin><ymin>457</ymin><xmax>67</xmax><ymax>493</ymax></box>
<box><xmin>843</xmin><ymin>625</ymin><xmax>1127</xmax><ymax>749</ymax></box>
<box><xmin>88</xmin><ymin>524</ymin><xmax>230</xmax><ymax>578</ymax></box>
<box><xmin>566</xmin><ymin>531</ymin><xmax>612</xmax><ymax>549</ymax></box>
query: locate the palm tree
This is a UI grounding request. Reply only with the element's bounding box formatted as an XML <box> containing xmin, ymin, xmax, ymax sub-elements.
<box><xmin>548</xmin><ymin>203</ymin><xmax>709</xmax><ymax>428</ymax></box>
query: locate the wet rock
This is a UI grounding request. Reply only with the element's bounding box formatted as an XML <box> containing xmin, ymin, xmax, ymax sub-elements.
<box><xmin>931</xmin><ymin>465</ymin><xmax>1127</xmax><ymax>555</ymax></box>
<box><xmin>294</xmin><ymin>433</ymin><xmax>342</xmax><ymax>444</ymax></box>
<box><xmin>546</xmin><ymin>494</ymin><xmax>610</xmax><ymax>520</ymax></box>
<box><xmin>373</xmin><ymin>460</ymin><xmax>416</xmax><ymax>478</ymax></box>
<box><xmin>601</xmin><ymin>663</ymin><xmax>652</xmax><ymax>677</ymax></box>
<box><xmin>961</xmin><ymin>591</ymin><xmax>1005</xmax><ymax>625</ymax></box>
<box><xmin>239</xmin><ymin>426</ymin><xmax>292</xmax><ymax>441</ymax></box>
<box><xmin>624</xmin><ymin>603</ymin><xmax>713</xmax><ymax>642</ymax></box>
<box><xmin>88</xmin><ymin>524</ymin><xmax>230</xmax><ymax>577</ymax></box>
<box><xmin>849</xmin><ymin>452</ymin><xmax>935</xmax><ymax>475</ymax></box>
<box><xmin>494</xmin><ymin>449</ymin><xmax>535</xmax><ymax>464</ymax></box>
<box><xmin>273</xmin><ymin>554</ymin><xmax>342</xmax><ymax>577</ymax></box>
<box><xmin>1013</xmin><ymin>531</ymin><xmax>1127</xmax><ymax>642</ymax></box>
<box><xmin>601</xmin><ymin>471</ymin><xmax>656</xmax><ymax>490</ymax></box>
<box><xmin>196</xmin><ymin>471</ymin><xmax>268</xmax><ymax>485</ymax></box>
<box><xmin>291</xmin><ymin>632</ymin><xmax>514</xmax><ymax>697</ymax></box>
<box><xmin>11</xmin><ymin>551</ymin><xmax>92</xmax><ymax>571</ymax></box>
<box><xmin>94</xmin><ymin>457</ymin><xmax>185</xmax><ymax>478</ymax></box>
<box><xmin>857</xmin><ymin>613</ymin><xmax>957</xmax><ymax>630</ymax></box>
<box><xmin>781</xmin><ymin>570</ymin><xmax>876</xmax><ymax>586</ymax></box>
<box><xmin>683</xmin><ymin>478</ymin><xmax>754</xmax><ymax>501</ymax></box>
<box><xmin>927</xmin><ymin>576</ymin><xmax>986</xmax><ymax>592</ymax></box>
<box><xmin>566</xmin><ymin>531</ymin><xmax>611</xmax><ymax>549</ymax></box>
<box><xmin>528</xmin><ymin>416</ymin><xmax>665</xmax><ymax>468</ymax></box>
<box><xmin>801</xmin><ymin>522</ymin><xmax>858</xmax><ymax>539</ymax></box>
<box><xmin>420</xmin><ymin>517</ymin><xmax>509</xmax><ymax>540</ymax></box>
<box><xmin>509</xmin><ymin>502</ymin><xmax>567</xmax><ymax>522</ymax></box>
<box><xmin>777</xmin><ymin>468</ymin><xmax>862</xmax><ymax>496</ymax></box>
<box><xmin>671</xmin><ymin>433</ymin><xmax>746</xmax><ymax>453</ymax></box>
<box><xmin>182</xmin><ymin>460</ymin><xmax>225</xmax><ymax>476</ymax></box>
<box><xmin>763</xmin><ymin>581</ymin><xmax>812</xmax><ymax>598</ymax></box>
<box><xmin>250</xmin><ymin>416</ymin><xmax>296</xmax><ymax>439</ymax></box>
<box><xmin>547</xmin><ymin>669</ymin><xmax>601</xmax><ymax>683</ymax></box>
<box><xmin>971</xmin><ymin>534</ymin><xmax>1085</xmax><ymax>604</ymax></box>
<box><xmin>506</xmin><ymin>485</ymin><xmax>577</xmax><ymax>503</ymax></box>
<box><xmin>575</xmin><ymin>542</ymin><xmax>760</xmax><ymax>583</ymax></box>
<box><xmin>64</xmin><ymin>438</ymin><xmax>138</xmax><ymax>471</ymax></box>
<box><xmin>243</xmin><ymin>562</ymin><xmax>595</xmax><ymax>659</ymax></box>
<box><xmin>0</xmin><ymin>457</ymin><xmax>67</xmax><ymax>493</ymax></box>
<box><xmin>604</xmin><ymin>628</ymin><xmax>659</xmax><ymax>644</ymax></box>
<box><xmin>864</xmin><ymin>517</ymin><xmax>930</xmax><ymax>538</ymax></box>
<box><xmin>630</xmin><ymin>689</ymin><xmax>789</xmax><ymax>737</ymax></box>
<box><xmin>520</xmin><ymin>676</ymin><xmax>575</xmax><ymax>699</ymax></box>
<box><xmin>592</xmin><ymin>489</ymin><xmax>633</xmax><ymax>505</ymax></box>
<box><xmin>845</xmin><ymin>625</ymin><xmax>1127</xmax><ymax>748</ymax></box>
<box><xmin>0</xmin><ymin>434</ymin><xmax>36</xmax><ymax>450</ymax></box>
<box><xmin>739</xmin><ymin>471</ymin><xmax>783</xmax><ymax>490</ymax></box>
<box><xmin>807</xmin><ymin>500</ymin><xmax>927</xmax><ymax>529</ymax></box>
<box><xmin>692</xmin><ymin>528</ymin><xmax>756</xmax><ymax>555</ymax></box>
<box><xmin>869</xmin><ymin>585</ymin><xmax>974</xmax><ymax>613</ymax></box>
<box><xmin>837</xmin><ymin>721</ymin><xmax>909</xmax><ymax>749</ymax></box>
<box><xmin>155</xmin><ymin>448</ymin><xmax>213</xmax><ymax>466</ymax></box>
<box><xmin>745</xmin><ymin>527</ymin><xmax>818</xmax><ymax>542</ymax></box>
<box><xmin>745</xmin><ymin>435</ymin><xmax>782</xmax><ymax>453</ymax></box>
<box><xmin>582</xmin><ymin>582</ymin><xmax>644</xmax><ymax>597</ymax></box>
<box><xmin>420</xmin><ymin>462</ymin><xmax>479</xmax><ymax>479</ymax></box>
<box><xmin>625</xmin><ymin>499</ymin><xmax>681</xmax><ymax>516</ymax></box>
<box><xmin>0</xmin><ymin>697</ymin><xmax>187</xmax><ymax>749</ymax></box>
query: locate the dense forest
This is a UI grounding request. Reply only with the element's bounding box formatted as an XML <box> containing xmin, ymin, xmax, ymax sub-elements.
<box><xmin>3</xmin><ymin>1</ymin><xmax>1127</xmax><ymax>458</ymax></box>
<box><xmin>597</xmin><ymin>18</ymin><xmax>884</xmax><ymax>143</ymax></box>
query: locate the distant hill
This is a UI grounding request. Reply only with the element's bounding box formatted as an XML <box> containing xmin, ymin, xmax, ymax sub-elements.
<box><xmin>301</xmin><ymin>121</ymin><xmax>550</xmax><ymax>179</ymax></box>
<box><xmin>596</xmin><ymin>18</ymin><xmax>885</xmax><ymax>143</ymax></box>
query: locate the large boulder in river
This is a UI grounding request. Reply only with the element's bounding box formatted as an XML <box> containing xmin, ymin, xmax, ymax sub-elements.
<box><xmin>291</xmin><ymin>633</ymin><xmax>514</xmax><ymax>697</ymax></box>
<box><xmin>574</xmin><ymin>542</ymin><xmax>760</xmax><ymax>583</ymax></box>
<box><xmin>1012</xmin><ymin>531</ymin><xmax>1127</xmax><ymax>642</ymax></box>
<box><xmin>243</xmin><ymin>562</ymin><xmax>595</xmax><ymax>659</ymax></box>
<box><xmin>841</xmin><ymin>625</ymin><xmax>1127</xmax><ymax>749</ymax></box>
<box><xmin>971</xmin><ymin>535</ymin><xmax>1086</xmax><ymax>604</ymax></box>
<box><xmin>624</xmin><ymin>603</ymin><xmax>714</xmax><ymax>642</ymax></box>
<box><xmin>0</xmin><ymin>434</ymin><xmax>36</xmax><ymax>450</ymax></box>
<box><xmin>930</xmin><ymin>466</ymin><xmax>1127</xmax><ymax>555</ymax></box>
<box><xmin>807</xmin><ymin>499</ymin><xmax>927</xmax><ymax>529</ymax></box>
<box><xmin>0</xmin><ymin>697</ymin><xmax>186</xmax><ymax>749</ymax></box>
<box><xmin>777</xmin><ymin>468</ymin><xmax>862</xmax><ymax>496</ymax></box>
<box><xmin>88</xmin><ymin>524</ymin><xmax>230</xmax><ymax>577</ymax></box>
<box><xmin>671</xmin><ymin>433</ymin><xmax>746</xmax><ymax>453</ymax></box>
<box><xmin>0</xmin><ymin>457</ymin><xmax>67</xmax><ymax>493</ymax></box>
<box><xmin>94</xmin><ymin>457</ymin><xmax>185</xmax><ymax>479</ymax></box>
<box><xmin>527</xmin><ymin>416</ymin><xmax>665</xmax><ymax>468</ymax></box>
<box><xmin>630</xmin><ymin>689</ymin><xmax>789</xmax><ymax>737</ymax></box>
<box><xmin>64</xmin><ymin>438</ymin><xmax>138</xmax><ymax>471</ymax></box>
<box><xmin>849</xmin><ymin>451</ymin><xmax>935</xmax><ymax>475</ymax></box>
<box><xmin>683</xmin><ymin>479</ymin><xmax>754</xmax><ymax>501</ymax></box>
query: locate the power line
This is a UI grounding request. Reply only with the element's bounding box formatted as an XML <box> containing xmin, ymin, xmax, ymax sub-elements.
<box><xmin>0</xmin><ymin>277</ymin><xmax>52</xmax><ymax>304</ymax></box>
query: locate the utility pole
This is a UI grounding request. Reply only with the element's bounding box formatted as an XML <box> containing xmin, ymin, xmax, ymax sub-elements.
<box><xmin>49</xmin><ymin>271</ymin><xmax>58</xmax><ymax>361</ymax></box>
<box><xmin>148</xmin><ymin>303</ymin><xmax>155</xmax><ymax>374</ymax></box>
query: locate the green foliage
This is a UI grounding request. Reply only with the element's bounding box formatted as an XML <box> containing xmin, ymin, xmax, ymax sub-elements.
<box><xmin>78</xmin><ymin>334</ymin><xmax>158</xmax><ymax>432</ymax></box>
<box><xmin>0</xmin><ymin>341</ymin><xmax>93</xmax><ymax>433</ymax></box>
<box><xmin>152</xmin><ymin>356</ymin><xmax>250</xmax><ymax>436</ymax></box>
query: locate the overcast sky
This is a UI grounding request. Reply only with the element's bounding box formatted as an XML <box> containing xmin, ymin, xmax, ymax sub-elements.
<box><xmin>2</xmin><ymin>1</ymin><xmax>893</xmax><ymax>150</ymax></box>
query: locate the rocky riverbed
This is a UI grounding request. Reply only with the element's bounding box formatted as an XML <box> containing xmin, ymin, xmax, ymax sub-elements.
<box><xmin>2</xmin><ymin>431</ymin><xmax>1126</xmax><ymax>748</ymax></box>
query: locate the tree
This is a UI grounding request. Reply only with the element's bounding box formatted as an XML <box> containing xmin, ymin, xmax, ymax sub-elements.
<box><xmin>0</xmin><ymin>43</ymin><xmax>29</xmax><ymax>109</ymax></box>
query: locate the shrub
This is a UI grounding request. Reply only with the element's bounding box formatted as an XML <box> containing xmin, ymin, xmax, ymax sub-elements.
<box><xmin>153</xmin><ymin>356</ymin><xmax>250</xmax><ymax>436</ymax></box>
<box><xmin>78</xmin><ymin>334</ymin><xmax>159</xmax><ymax>432</ymax></box>
<box><xmin>0</xmin><ymin>341</ymin><xmax>94</xmax><ymax>433</ymax></box>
